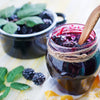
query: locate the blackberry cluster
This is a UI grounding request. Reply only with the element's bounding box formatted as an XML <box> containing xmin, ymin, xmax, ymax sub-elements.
<box><xmin>22</xmin><ymin>68</ymin><xmax>46</xmax><ymax>85</ymax></box>
<box><xmin>7</xmin><ymin>10</ymin><xmax>53</xmax><ymax>34</ymax></box>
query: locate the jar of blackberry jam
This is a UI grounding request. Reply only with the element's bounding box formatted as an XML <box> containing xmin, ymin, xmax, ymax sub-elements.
<box><xmin>46</xmin><ymin>23</ymin><xmax>100</xmax><ymax>95</ymax></box>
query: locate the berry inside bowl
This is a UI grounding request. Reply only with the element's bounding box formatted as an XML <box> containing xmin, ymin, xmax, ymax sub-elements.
<box><xmin>0</xmin><ymin>3</ymin><xmax>66</xmax><ymax>59</ymax></box>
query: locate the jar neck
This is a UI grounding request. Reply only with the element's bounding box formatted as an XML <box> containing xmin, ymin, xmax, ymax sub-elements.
<box><xmin>47</xmin><ymin>36</ymin><xmax>97</xmax><ymax>63</ymax></box>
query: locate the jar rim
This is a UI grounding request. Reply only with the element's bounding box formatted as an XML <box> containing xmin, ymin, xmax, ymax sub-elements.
<box><xmin>48</xmin><ymin>23</ymin><xmax>97</xmax><ymax>52</ymax></box>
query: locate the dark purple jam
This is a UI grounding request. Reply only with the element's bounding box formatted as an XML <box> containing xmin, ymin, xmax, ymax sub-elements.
<box><xmin>51</xmin><ymin>32</ymin><xmax>94</xmax><ymax>47</ymax></box>
<box><xmin>46</xmin><ymin>24</ymin><xmax>100</xmax><ymax>95</ymax></box>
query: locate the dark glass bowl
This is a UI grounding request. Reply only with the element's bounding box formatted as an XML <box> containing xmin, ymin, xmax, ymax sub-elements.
<box><xmin>0</xmin><ymin>10</ymin><xmax>66</xmax><ymax>59</ymax></box>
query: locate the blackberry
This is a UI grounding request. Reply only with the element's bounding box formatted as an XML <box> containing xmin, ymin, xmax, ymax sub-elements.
<box><xmin>43</xmin><ymin>18</ymin><xmax>52</xmax><ymax>25</ymax></box>
<box><xmin>32</xmin><ymin>25</ymin><xmax>40</xmax><ymax>32</ymax></box>
<box><xmin>17</xmin><ymin>25</ymin><xmax>21</xmax><ymax>32</ymax></box>
<box><xmin>27</xmin><ymin>27</ymin><xmax>33</xmax><ymax>34</ymax></box>
<box><xmin>22</xmin><ymin>68</ymin><xmax>35</xmax><ymax>80</ymax></box>
<box><xmin>21</xmin><ymin>25</ymin><xmax>28</xmax><ymax>34</ymax></box>
<box><xmin>39</xmin><ymin>19</ymin><xmax>52</xmax><ymax>30</ymax></box>
<box><xmin>8</xmin><ymin>15</ymin><xmax>18</xmax><ymax>22</ymax></box>
<box><xmin>15</xmin><ymin>25</ymin><xmax>21</xmax><ymax>34</ymax></box>
<box><xmin>39</xmin><ymin>10</ymin><xmax>53</xmax><ymax>21</ymax></box>
<box><xmin>32</xmin><ymin>72</ymin><xmax>45</xmax><ymax>85</ymax></box>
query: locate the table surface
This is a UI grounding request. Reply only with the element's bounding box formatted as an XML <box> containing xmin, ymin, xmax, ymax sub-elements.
<box><xmin>0</xmin><ymin>0</ymin><xmax>100</xmax><ymax>100</ymax></box>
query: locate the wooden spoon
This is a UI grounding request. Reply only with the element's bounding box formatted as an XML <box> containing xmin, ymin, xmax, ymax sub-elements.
<box><xmin>78</xmin><ymin>5</ymin><xmax>100</xmax><ymax>45</ymax></box>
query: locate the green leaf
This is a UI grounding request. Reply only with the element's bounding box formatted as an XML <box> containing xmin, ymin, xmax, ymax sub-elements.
<box><xmin>0</xmin><ymin>84</ymin><xmax>6</xmax><ymax>92</ymax></box>
<box><xmin>0</xmin><ymin>67</ymin><xmax>7</xmax><ymax>83</ymax></box>
<box><xmin>16</xmin><ymin>16</ymin><xmax>43</xmax><ymax>27</ymax></box>
<box><xmin>7</xmin><ymin>66</ymin><xmax>24</xmax><ymax>82</ymax></box>
<box><xmin>0</xmin><ymin>18</ymin><xmax>8</xmax><ymax>27</ymax></box>
<box><xmin>3</xmin><ymin>22</ymin><xmax>17</xmax><ymax>34</ymax></box>
<box><xmin>0</xmin><ymin>6</ymin><xmax>16</xmax><ymax>18</ymax></box>
<box><xmin>14</xmin><ymin>73</ymin><xmax>22</xmax><ymax>81</ymax></box>
<box><xmin>0</xmin><ymin>87</ymin><xmax>10</xmax><ymax>100</ymax></box>
<box><xmin>17</xmin><ymin>3</ymin><xmax>46</xmax><ymax>18</ymax></box>
<box><xmin>10</xmin><ymin>82</ymin><xmax>30</xmax><ymax>90</ymax></box>
<box><xmin>20</xmin><ymin>3</ymin><xmax>33</xmax><ymax>10</ymax></box>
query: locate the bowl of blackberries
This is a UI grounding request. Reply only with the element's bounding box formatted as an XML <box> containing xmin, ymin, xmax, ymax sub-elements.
<box><xmin>0</xmin><ymin>3</ymin><xmax>66</xmax><ymax>59</ymax></box>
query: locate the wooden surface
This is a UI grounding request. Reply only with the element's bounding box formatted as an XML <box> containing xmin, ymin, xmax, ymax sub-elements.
<box><xmin>0</xmin><ymin>0</ymin><xmax>100</xmax><ymax>100</ymax></box>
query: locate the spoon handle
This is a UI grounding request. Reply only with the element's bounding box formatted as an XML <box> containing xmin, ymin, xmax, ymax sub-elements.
<box><xmin>78</xmin><ymin>5</ymin><xmax>100</xmax><ymax>45</ymax></box>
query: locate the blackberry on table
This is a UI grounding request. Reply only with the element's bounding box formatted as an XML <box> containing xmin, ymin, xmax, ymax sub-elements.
<box><xmin>32</xmin><ymin>72</ymin><xmax>45</xmax><ymax>85</ymax></box>
<box><xmin>22</xmin><ymin>68</ymin><xmax>35</xmax><ymax>80</ymax></box>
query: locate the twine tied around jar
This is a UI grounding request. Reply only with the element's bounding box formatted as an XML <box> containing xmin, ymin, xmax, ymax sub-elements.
<box><xmin>47</xmin><ymin>40</ymin><xmax>98</xmax><ymax>63</ymax></box>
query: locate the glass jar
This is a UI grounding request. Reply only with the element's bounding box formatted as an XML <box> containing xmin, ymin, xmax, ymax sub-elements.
<box><xmin>46</xmin><ymin>23</ymin><xmax>100</xmax><ymax>95</ymax></box>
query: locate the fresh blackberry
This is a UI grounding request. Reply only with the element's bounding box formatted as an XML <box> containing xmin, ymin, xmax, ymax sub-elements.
<box><xmin>39</xmin><ymin>19</ymin><xmax>52</xmax><ymax>30</ymax></box>
<box><xmin>17</xmin><ymin>26</ymin><xmax>21</xmax><ymax>32</ymax></box>
<box><xmin>43</xmin><ymin>18</ymin><xmax>52</xmax><ymax>25</ymax></box>
<box><xmin>39</xmin><ymin>10</ymin><xmax>53</xmax><ymax>21</ymax></box>
<box><xmin>22</xmin><ymin>68</ymin><xmax>35</xmax><ymax>80</ymax></box>
<box><xmin>15</xmin><ymin>25</ymin><xmax>21</xmax><ymax>34</ymax></box>
<box><xmin>21</xmin><ymin>25</ymin><xmax>28</xmax><ymax>34</ymax></box>
<box><xmin>27</xmin><ymin>27</ymin><xmax>33</xmax><ymax>34</ymax></box>
<box><xmin>32</xmin><ymin>72</ymin><xmax>45</xmax><ymax>85</ymax></box>
<box><xmin>8</xmin><ymin>15</ymin><xmax>18</xmax><ymax>22</ymax></box>
<box><xmin>32</xmin><ymin>25</ymin><xmax>40</xmax><ymax>32</ymax></box>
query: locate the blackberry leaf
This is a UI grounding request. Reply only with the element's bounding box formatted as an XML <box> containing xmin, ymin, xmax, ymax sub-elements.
<box><xmin>10</xmin><ymin>82</ymin><xmax>30</xmax><ymax>90</ymax></box>
<box><xmin>0</xmin><ymin>18</ymin><xmax>8</xmax><ymax>27</ymax></box>
<box><xmin>0</xmin><ymin>67</ymin><xmax>7</xmax><ymax>83</ymax></box>
<box><xmin>0</xmin><ymin>87</ymin><xmax>10</xmax><ymax>100</ymax></box>
<box><xmin>3</xmin><ymin>22</ymin><xmax>17</xmax><ymax>34</ymax></box>
<box><xmin>7</xmin><ymin>66</ymin><xmax>24</xmax><ymax>82</ymax></box>
<box><xmin>0</xmin><ymin>84</ymin><xmax>6</xmax><ymax>92</ymax></box>
<box><xmin>0</xmin><ymin>6</ymin><xmax>16</xmax><ymax>18</ymax></box>
<box><xmin>16</xmin><ymin>17</ymin><xmax>43</xmax><ymax>27</ymax></box>
<box><xmin>17</xmin><ymin>3</ymin><xmax>46</xmax><ymax>18</ymax></box>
